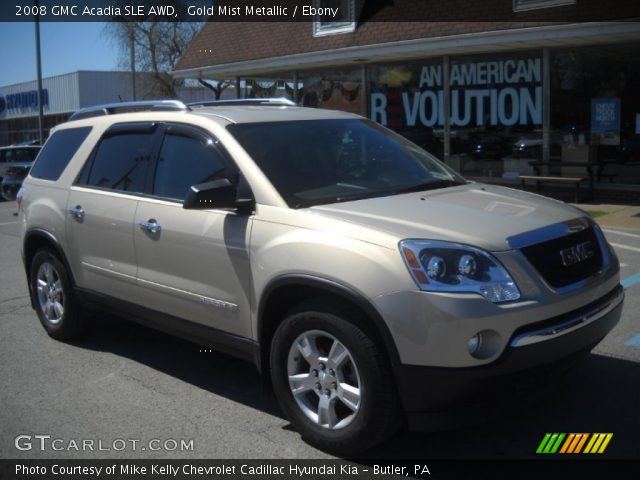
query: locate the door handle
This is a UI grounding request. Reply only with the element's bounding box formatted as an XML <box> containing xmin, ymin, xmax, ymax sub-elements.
<box><xmin>68</xmin><ymin>205</ymin><xmax>84</xmax><ymax>221</ymax></box>
<box><xmin>138</xmin><ymin>219</ymin><xmax>161</xmax><ymax>234</ymax></box>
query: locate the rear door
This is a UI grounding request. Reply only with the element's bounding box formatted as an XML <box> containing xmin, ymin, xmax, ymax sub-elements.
<box><xmin>133</xmin><ymin>124</ymin><xmax>254</xmax><ymax>338</ymax></box>
<box><xmin>66</xmin><ymin>122</ymin><xmax>160</xmax><ymax>304</ymax></box>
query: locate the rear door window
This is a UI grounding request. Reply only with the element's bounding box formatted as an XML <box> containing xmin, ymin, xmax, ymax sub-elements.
<box><xmin>82</xmin><ymin>125</ymin><xmax>157</xmax><ymax>194</ymax></box>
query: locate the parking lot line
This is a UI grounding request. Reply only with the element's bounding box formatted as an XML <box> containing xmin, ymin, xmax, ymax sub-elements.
<box><xmin>610</xmin><ymin>242</ymin><xmax>640</xmax><ymax>253</ymax></box>
<box><xmin>604</xmin><ymin>229</ymin><xmax>640</xmax><ymax>239</ymax></box>
<box><xmin>624</xmin><ymin>334</ymin><xmax>640</xmax><ymax>347</ymax></box>
<box><xmin>0</xmin><ymin>221</ymin><xmax>17</xmax><ymax>226</ymax></box>
<box><xmin>621</xmin><ymin>272</ymin><xmax>640</xmax><ymax>289</ymax></box>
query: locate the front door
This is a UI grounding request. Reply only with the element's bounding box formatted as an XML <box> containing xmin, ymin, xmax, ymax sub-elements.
<box><xmin>133</xmin><ymin>124</ymin><xmax>253</xmax><ymax>338</ymax></box>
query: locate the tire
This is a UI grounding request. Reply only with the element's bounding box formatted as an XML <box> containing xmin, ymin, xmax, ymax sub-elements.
<box><xmin>270</xmin><ymin>301</ymin><xmax>402</xmax><ymax>454</ymax></box>
<box><xmin>29</xmin><ymin>248</ymin><xmax>87</xmax><ymax>340</ymax></box>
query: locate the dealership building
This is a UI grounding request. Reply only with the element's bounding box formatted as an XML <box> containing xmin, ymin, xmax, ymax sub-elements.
<box><xmin>172</xmin><ymin>0</ymin><xmax>640</xmax><ymax>196</ymax></box>
<box><xmin>0</xmin><ymin>70</ymin><xmax>213</xmax><ymax>146</ymax></box>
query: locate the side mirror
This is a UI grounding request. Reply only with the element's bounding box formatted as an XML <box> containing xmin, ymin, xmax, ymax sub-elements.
<box><xmin>183</xmin><ymin>178</ymin><xmax>236</xmax><ymax>210</ymax></box>
<box><xmin>182</xmin><ymin>177</ymin><xmax>253</xmax><ymax>211</ymax></box>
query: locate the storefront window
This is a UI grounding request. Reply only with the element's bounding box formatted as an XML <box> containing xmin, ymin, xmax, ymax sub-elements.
<box><xmin>449</xmin><ymin>52</ymin><xmax>543</xmax><ymax>178</ymax></box>
<box><xmin>0</xmin><ymin>113</ymin><xmax>67</xmax><ymax>145</ymax></box>
<box><xmin>242</xmin><ymin>78</ymin><xmax>297</xmax><ymax>101</ymax></box>
<box><xmin>369</xmin><ymin>54</ymin><xmax>543</xmax><ymax>177</ymax></box>
<box><xmin>551</xmin><ymin>44</ymin><xmax>640</xmax><ymax>185</ymax></box>
<box><xmin>300</xmin><ymin>68</ymin><xmax>362</xmax><ymax>115</ymax></box>
<box><xmin>368</xmin><ymin>61</ymin><xmax>444</xmax><ymax>159</ymax></box>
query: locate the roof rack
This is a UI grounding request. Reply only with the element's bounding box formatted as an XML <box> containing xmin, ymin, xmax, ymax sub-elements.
<box><xmin>187</xmin><ymin>98</ymin><xmax>297</xmax><ymax>108</ymax></box>
<box><xmin>68</xmin><ymin>100</ymin><xmax>188</xmax><ymax>121</ymax></box>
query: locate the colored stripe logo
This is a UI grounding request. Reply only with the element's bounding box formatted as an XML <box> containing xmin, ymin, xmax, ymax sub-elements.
<box><xmin>536</xmin><ymin>433</ymin><xmax>613</xmax><ymax>454</ymax></box>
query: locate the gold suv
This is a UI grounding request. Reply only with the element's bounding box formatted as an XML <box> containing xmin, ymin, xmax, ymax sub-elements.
<box><xmin>18</xmin><ymin>100</ymin><xmax>623</xmax><ymax>454</ymax></box>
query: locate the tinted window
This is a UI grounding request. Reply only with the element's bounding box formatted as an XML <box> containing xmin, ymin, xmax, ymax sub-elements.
<box><xmin>30</xmin><ymin>127</ymin><xmax>91</xmax><ymax>180</ymax></box>
<box><xmin>86</xmin><ymin>132</ymin><xmax>155</xmax><ymax>193</ymax></box>
<box><xmin>153</xmin><ymin>132</ymin><xmax>226</xmax><ymax>201</ymax></box>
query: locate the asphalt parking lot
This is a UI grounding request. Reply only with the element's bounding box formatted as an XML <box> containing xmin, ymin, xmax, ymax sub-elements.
<box><xmin>0</xmin><ymin>199</ymin><xmax>639</xmax><ymax>460</ymax></box>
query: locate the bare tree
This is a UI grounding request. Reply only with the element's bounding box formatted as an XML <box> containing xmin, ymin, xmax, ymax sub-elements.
<box><xmin>105</xmin><ymin>12</ymin><xmax>230</xmax><ymax>100</ymax></box>
<box><xmin>197</xmin><ymin>79</ymin><xmax>233</xmax><ymax>100</ymax></box>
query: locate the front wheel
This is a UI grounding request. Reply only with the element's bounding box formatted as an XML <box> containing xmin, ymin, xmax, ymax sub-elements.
<box><xmin>270</xmin><ymin>303</ymin><xmax>402</xmax><ymax>454</ymax></box>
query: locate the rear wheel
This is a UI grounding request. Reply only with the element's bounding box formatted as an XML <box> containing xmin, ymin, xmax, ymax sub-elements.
<box><xmin>30</xmin><ymin>248</ymin><xmax>86</xmax><ymax>340</ymax></box>
<box><xmin>270</xmin><ymin>303</ymin><xmax>402</xmax><ymax>454</ymax></box>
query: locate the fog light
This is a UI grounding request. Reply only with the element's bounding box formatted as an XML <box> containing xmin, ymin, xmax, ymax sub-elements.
<box><xmin>467</xmin><ymin>330</ymin><xmax>502</xmax><ymax>360</ymax></box>
<box><xmin>467</xmin><ymin>334</ymin><xmax>482</xmax><ymax>356</ymax></box>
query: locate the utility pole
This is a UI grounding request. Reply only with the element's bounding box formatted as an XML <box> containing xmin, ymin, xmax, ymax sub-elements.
<box><xmin>129</xmin><ymin>25</ymin><xmax>136</xmax><ymax>101</ymax></box>
<box><xmin>34</xmin><ymin>0</ymin><xmax>44</xmax><ymax>143</ymax></box>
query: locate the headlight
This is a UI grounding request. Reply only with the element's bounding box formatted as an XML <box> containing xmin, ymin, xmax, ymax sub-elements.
<box><xmin>399</xmin><ymin>239</ymin><xmax>521</xmax><ymax>303</ymax></box>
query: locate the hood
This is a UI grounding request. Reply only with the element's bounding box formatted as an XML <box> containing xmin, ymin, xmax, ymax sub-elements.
<box><xmin>309</xmin><ymin>183</ymin><xmax>585</xmax><ymax>251</ymax></box>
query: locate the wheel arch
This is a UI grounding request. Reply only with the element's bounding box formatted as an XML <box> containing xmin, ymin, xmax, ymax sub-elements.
<box><xmin>257</xmin><ymin>275</ymin><xmax>401</xmax><ymax>377</ymax></box>
<box><xmin>23</xmin><ymin>228</ymin><xmax>76</xmax><ymax>309</ymax></box>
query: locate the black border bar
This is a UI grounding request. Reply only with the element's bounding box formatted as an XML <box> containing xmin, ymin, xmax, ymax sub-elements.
<box><xmin>2</xmin><ymin>0</ymin><xmax>640</xmax><ymax>22</ymax></box>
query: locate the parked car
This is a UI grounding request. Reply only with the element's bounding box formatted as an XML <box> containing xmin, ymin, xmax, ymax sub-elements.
<box><xmin>18</xmin><ymin>100</ymin><xmax>623</xmax><ymax>454</ymax></box>
<box><xmin>15</xmin><ymin>139</ymin><xmax>42</xmax><ymax>146</ymax></box>
<box><xmin>512</xmin><ymin>131</ymin><xmax>564</xmax><ymax>159</ymax></box>
<box><xmin>469</xmin><ymin>131</ymin><xmax>515</xmax><ymax>160</ymax></box>
<box><xmin>0</xmin><ymin>145</ymin><xmax>40</xmax><ymax>177</ymax></box>
<box><xmin>0</xmin><ymin>145</ymin><xmax>40</xmax><ymax>201</ymax></box>
<box><xmin>618</xmin><ymin>134</ymin><xmax>640</xmax><ymax>163</ymax></box>
<box><xmin>1</xmin><ymin>163</ymin><xmax>33</xmax><ymax>201</ymax></box>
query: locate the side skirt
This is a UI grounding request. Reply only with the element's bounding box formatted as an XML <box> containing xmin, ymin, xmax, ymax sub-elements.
<box><xmin>75</xmin><ymin>288</ymin><xmax>260</xmax><ymax>366</ymax></box>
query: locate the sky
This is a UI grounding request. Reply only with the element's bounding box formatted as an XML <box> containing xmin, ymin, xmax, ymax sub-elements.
<box><xmin>0</xmin><ymin>22</ymin><xmax>121</xmax><ymax>86</ymax></box>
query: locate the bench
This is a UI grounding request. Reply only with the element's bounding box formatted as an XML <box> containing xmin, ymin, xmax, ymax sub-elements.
<box><xmin>519</xmin><ymin>175</ymin><xmax>586</xmax><ymax>203</ymax></box>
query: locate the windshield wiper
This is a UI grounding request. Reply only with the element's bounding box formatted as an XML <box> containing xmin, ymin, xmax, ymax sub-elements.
<box><xmin>293</xmin><ymin>190</ymin><xmax>393</xmax><ymax>209</ymax></box>
<box><xmin>292</xmin><ymin>180</ymin><xmax>466</xmax><ymax>208</ymax></box>
<box><xmin>393</xmin><ymin>179</ymin><xmax>466</xmax><ymax>195</ymax></box>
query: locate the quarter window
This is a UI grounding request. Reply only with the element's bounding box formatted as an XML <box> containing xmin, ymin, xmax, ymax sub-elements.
<box><xmin>86</xmin><ymin>131</ymin><xmax>155</xmax><ymax>193</ymax></box>
<box><xmin>30</xmin><ymin>127</ymin><xmax>91</xmax><ymax>181</ymax></box>
<box><xmin>153</xmin><ymin>132</ymin><xmax>227</xmax><ymax>201</ymax></box>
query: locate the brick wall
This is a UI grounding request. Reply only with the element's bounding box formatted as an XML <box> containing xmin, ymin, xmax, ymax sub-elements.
<box><xmin>175</xmin><ymin>0</ymin><xmax>639</xmax><ymax>71</ymax></box>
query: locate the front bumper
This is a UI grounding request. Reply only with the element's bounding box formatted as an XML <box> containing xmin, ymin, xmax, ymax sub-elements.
<box><xmin>394</xmin><ymin>285</ymin><xmax>623</xmax><ymax>427</ymax></box>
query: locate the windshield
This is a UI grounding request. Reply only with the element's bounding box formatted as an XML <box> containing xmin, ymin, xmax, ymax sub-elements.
<box><xmin>227</xmin><ymin>119</ymin><xmax>466</xmax><ymax>208</ymax></box>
